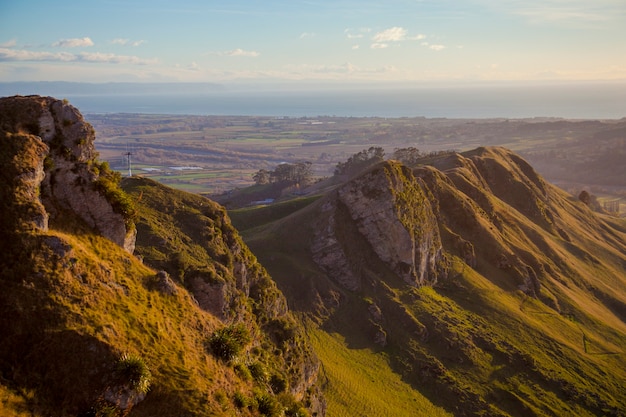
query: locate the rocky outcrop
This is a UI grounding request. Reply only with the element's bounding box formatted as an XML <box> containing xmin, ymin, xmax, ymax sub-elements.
<box><xmin>312</xmin><ymin>161</ymin><xmax>448</xmax><ymax>290</ymax></box>
<box><xmin>0</xmin><ymin>128</ymin><xmax>50</xmax><ymax>233</ymax></box>
<box><xmin>0</xmin><ymin>96</ymin><xmax>135</xmax><ymax>252</ymax></box>
<box><xmin>123</xmin><ymin>177</ymin><xmax>325</xmax><ymax>415</ymax></box>
<box><xmin>241</xmin><ymin>145</ymin><xmax>626</xmax><ymax>417</ymax></box>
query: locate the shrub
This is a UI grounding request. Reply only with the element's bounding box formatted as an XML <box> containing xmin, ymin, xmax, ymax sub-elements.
<box><xmin>233</xmin><ymin>362</ymin><xmax>252</xmax><ymax>381</ymax></box>
<box><xmin>266</xmin><ymin>318</ymin><xmax>296</xmax><ymax>346</ymax></box>
<box><xmin>114</xmin><ymin>353</ymin><xmax>151</xmax><ymax>394</ymax></box>
<box><xmin>233</xmin><ymin>391</ymin><xmax>249</xmax><ymax>409</ymax></box>
<box><xmin>43</xmin><ymin>156</ymin><xmax>54</xmax><ymax>171</ymax></box>
<box><xmin>95</xmin><ymin>404</ymin><xmax>119</xmax><ymax>417</ymax></box>
<box><xmin>278</xmin><ymin>393</ymin><xmax>310</xmax><ymax>417</ymax></box>
<box><xmin>269</xmin><ymin>374</ymin><xmax>287</xmax><ymax>394</ymax></box>
<box><xmin>208</xmin><ymin>323</ymin><xmax>251</xmax><ymax>361</ymax></box>
<box><xmin>255</xmin><ymin>392</ymin><xmax>282</xmax><ymax>417</ymax></box>
<box><xmin>247</xmin><ymin>361</ymin><xmax>267</xmax><ymax>383</ymax></box>
<box><xmin>214</xmin><ymin>390</ymin><xmax>229</xmax><ymax>410</ymax></box>
<box><xmin>93</xmin><ymin>163</ymin><xmax>137</xmax><ymax>226</ymax></box>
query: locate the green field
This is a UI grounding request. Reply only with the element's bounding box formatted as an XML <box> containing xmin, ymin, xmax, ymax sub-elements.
<box><xmin>89</xmin><ymin>113</ymin><xmax>625</xmax><ymax>212</ymax></box>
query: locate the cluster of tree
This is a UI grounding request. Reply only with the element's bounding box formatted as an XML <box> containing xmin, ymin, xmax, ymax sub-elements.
<box><xmin>253</xmin><ymin>161</ymin><xmax>313</xmax><ymax>185</ymax></box>
<box><xmin>334</xmin><ymin>146</ymin><xmax>385</xmax><ymax>176</ymax></box>
<box><xmin>333</xmin><ymin>146</ymin><xmax>460</xmax><ymax>178</ymax></box>
<box><xmin>391</xmin><ymin>147</ymin><xmax>423</xmax><ymax>166</ymax></box>
<box><xmin>392</xmin><ymin>147</ymin><xmax>458</xmax><ymax>165</ymax></box>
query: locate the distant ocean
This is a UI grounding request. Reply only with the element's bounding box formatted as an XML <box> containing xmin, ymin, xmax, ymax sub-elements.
<box><xmin>3</xmin><ymin>83</ymin><xmax>625</xmax><ymax>119</ymax></box>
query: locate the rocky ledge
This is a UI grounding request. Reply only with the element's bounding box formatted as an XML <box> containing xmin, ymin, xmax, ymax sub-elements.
<box><xmin>0</xmin><ymin>95</ymin><xmax>136</xmax><ymax>252</ymax></box>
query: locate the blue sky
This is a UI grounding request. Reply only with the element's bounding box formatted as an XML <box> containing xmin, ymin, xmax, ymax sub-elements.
<box><xmin>1</xmin><ymin>0</ymin><xmax>625</xmax><ymax>84</ymax></box>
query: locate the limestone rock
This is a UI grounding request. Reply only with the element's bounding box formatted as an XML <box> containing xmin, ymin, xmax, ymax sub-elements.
<box><xmin>311</xmin><ymin>200</ymin><xmax>360</xmax><ymax>291</ymax></box>
<box><xmin>103</xmin><ymin>385</ymin><xmax>146</xmax><ymax>412</ymax></box>
<box><xmin>152</xmin><ymin>270</ymin><xmax>178</xmax><ymax>295</ymax></box>
<box><xmin>188</xmin><ymin>275</ymin><xmax>235</xmax><ymax>320</ymax></box>
<box><xmin>0</xmin><ymin>95</ymin><xmax>136</xmax><ymax>252</ymax></box>
<box><xmin>312</xmin><ymin>161</ymin><xmax>447</xmax><ymax>289</ymax></box>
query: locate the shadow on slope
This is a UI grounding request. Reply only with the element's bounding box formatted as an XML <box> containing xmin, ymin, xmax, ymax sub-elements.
<box><xmin>233</xmin><ymin>146</ymin><xmax>626</xmax><ymax>417</ymax></box>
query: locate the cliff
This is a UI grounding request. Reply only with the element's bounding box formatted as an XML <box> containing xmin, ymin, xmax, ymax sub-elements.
<box><xmin>0</xmin><ymin>96</ymin><xmax>324</xmax><ymax>417</ymax></box>
<box><xmin>312</xmin><ymin>160</ymin><xmax>447</xmax><ymax>291</ymax></box>
<box><xmin>234</xmin><ymin>146</ymin><xmax>626</xmax><ymax>416</ymax></box>
<box><xmin>0</xmin><ymin>95</ymin><xmax>136</xmax><ymax>252</ymax></box>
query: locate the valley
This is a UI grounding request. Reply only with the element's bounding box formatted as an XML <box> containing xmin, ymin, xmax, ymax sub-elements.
<box><xmin>89</xmin><ymin>113</ymin><xmax>626</xmax><ymax>214</ymax></box>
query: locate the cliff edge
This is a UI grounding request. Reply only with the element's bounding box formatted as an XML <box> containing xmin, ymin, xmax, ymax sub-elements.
<box><xmin>0</xmin><ymin>95</ymin><xmax>136</xmax><ymax>252</ymax></box>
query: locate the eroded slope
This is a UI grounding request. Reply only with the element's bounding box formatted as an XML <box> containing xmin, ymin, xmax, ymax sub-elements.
<box><xmin>238</xmin><ymin>146</ymin><xmax>626</xmax><ymax>417</ymax></box>
<box><xmin>0</xmin><ymin>96</ymin><xmax>324</xmax><ymax>417</ymax></box>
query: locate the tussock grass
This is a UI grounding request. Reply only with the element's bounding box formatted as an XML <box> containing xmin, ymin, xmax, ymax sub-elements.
<box><xmin>230</xmin><ymin>195</ymin><xmax>320</xmax><ymax>232</ymax></box>
<box><xmin>234</xmin><ymin>149</ymin><xmax>626</xmax><ymax>416</ymax></box>
<box><xmin>307</xmin><ymin>326</ymin><xmax>452</xmax><ymax>417</ymax></box>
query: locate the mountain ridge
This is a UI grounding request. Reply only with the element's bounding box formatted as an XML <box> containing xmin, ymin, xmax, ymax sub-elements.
<box><xmin>234</xmin><ymin>145</ymin><xmax>626</xmax><ymax>416</ymax></box>
<box><xmin>1</xmin><ymin>95</ymin><xmax>625</xmax><ymax>416</ymax></box>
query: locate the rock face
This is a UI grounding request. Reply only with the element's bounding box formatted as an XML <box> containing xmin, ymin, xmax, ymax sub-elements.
<box><xmin>312</xmin><ymin>161</ymin><xmax>448</xmax><ymax>290</ymax></box>
<box><xmin>240</xmin><ymin>145</ymin><xmax>626</xmax><ymax>416</ymax></box>
<box><xmin>0</xmin><ymin>96</ymin><xmax>136</xmax><ymax>252</ymax></box>
<box><xmin>123</xmin><ymin>177</ymin><xmax>325</xmax><ymax>415</ymax></box>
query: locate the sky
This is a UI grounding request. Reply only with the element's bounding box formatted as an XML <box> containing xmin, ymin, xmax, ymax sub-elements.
<box><xmin>1</xmin><ymin>0</ymin><xmax>626</xmax><ymax>85</ymax></box>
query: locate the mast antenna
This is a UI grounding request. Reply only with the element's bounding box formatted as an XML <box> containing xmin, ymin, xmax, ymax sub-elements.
<box><xmin>124</xmin><ymin>143</ymin><xmax>133</xmax><ymax>177</ymax></box>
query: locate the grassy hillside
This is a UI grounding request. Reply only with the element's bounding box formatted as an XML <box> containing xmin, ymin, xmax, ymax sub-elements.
<box><xmin>231</xmin><ymin>147</ymin><xmax>626</xmax><ymax>416</ymax></box>
<box><xmin>121</xmin><ymin>176</ymin><xmax>324</xmax><ymax>416</ymax></box>
<box><xmin>307</xmin><ymin>325</ymin><xmax>451</xmax><ymax>417</ymax></box>
<box><xmin>1</xmin><ymin>179</ymin><xmax>323</xmax><ymax>417</ymax></box>
<box><xmin>0</xmin><ymin>95</ymin><xmax>323</xmax><ymax>416</ymax></box>
<box><xmin>2</xmin><ymin>225</ymin><xmax>225</xmax><ymax>416</ymax></box>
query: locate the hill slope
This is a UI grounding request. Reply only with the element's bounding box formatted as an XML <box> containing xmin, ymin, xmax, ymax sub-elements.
<box><xmin>0</xmin><ymin>96</ymin><xmax>324</xmax><ymax>417</ymax></box>
<box><xmin>233</xmin><ymin>147</ymin><xmax>626</xmax><ymax>416</ymax></box>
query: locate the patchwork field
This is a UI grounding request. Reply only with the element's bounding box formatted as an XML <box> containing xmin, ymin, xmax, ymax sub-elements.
<box><xmin>89</xmin><ymin>113</ymin><xmax>625</xmax><ymax>214</ymax></box>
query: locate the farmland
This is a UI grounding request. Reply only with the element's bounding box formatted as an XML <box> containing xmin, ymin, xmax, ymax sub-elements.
<box><xmin>88</xmin><ymin>113</ymin><xmax>626</xmax><ymax>213</ymax></box>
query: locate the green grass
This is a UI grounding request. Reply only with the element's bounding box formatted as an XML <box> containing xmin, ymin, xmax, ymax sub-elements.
<box><xmin>307</xmin><ymin>326</ymin><xmax>452</xmax><ymax>417</ymax></box>
<box><xmin>232</xmin><ymin>152</ymin><xmax>626</xmax><ymax>416</ymax></box>
<box><xmin>1</xmin><ymin>169</ymin><xmax>322</xmax><ymax>416</ymax></box>
<box><xmin>230</xmin><ymin>195</ymin><xmax>321</xmax><ymax>232</ymax></box>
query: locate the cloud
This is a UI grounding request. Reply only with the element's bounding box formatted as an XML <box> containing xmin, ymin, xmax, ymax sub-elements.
<box><xmin>222</xmin><ymin>48</ymin><xmax>260</xmax><ymax>57</ymax></box>
<box><xmin>372</xmin><ymin>27</ymin><xmax>407</xmax><ymax>43</ymax></box>
<box><xmin>369</xmin><ymin>27</ymin><xmax>427</xmax><ymax>49</ymax></box>
<box><xmin>282</xmin><ymin>62</ymin><xmax>399</xmax><ymax>80</ymax></box>
<box><xmin>1</xmin><ymin>39</ymin><xmax>17</xmax><ymax>48</ymax></box>
<box><xmin>0</xmin><ymin>48</ymin><xmax>75</xmax><ymax>62</ymax></box>
<box><xmin>345</xmin><ymin>28</ymin><xmax>371</xmax><ymax>39</ymax></box>
<box><xmin>112</xmin><ymin>38</ymin><xmax>146</xmax><ymax>47</ymax></box>
<box><xmin>76</xmin><ymin>52</ymin><xmax>156</xmax><ymax>65</ymax></box>
<box><xmin>299</xmin><ymin>32</ymin><xmax>315</xmax><ymax>39</ymax></box>
<box><xmin>0</xmin><ymin>47</ymin><xmax>156</xmax><ymax>65</ymax></box>
<box><xmin>52</xmin><ymin>37</ymin><xmax>94</xmax><ymax>48</ymax></box>
<box><xmin>420</xmin><ymin>41</ymin><xmax>446</xmax><ymax>51</ymax></box>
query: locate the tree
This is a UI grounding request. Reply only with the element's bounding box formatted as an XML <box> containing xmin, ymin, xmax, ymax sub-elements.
<box><xmin>392</xmin><ymin>147</ymin><xmax>423</xmax><ymax>166</ymax></box>
<box><xmin>256</xmin><ymin>162</ymin><xmax>314</xmax><ymax>185</ymax></box>
<box><xmin>334</xmin><ymin>147</ymin><xmax>385</xmax><ymax>176</ymax></box>
<box><xmin>253</xmin><ymin>169</ymin><xmax>270</xmax><ymax>185</ymax></box>
<box><xmin>578</xmin><ymin>190</ymin><xmax>591</xmax><ymax>205</ymax></box>
<box><xmin>293</xmin><ymin>161</ymin><xmax>313</xmax><ymax>185</ymax></box>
